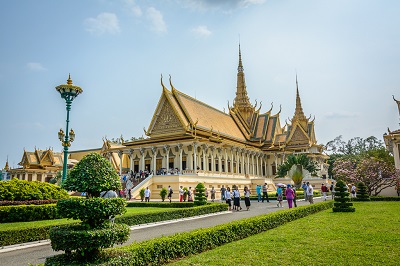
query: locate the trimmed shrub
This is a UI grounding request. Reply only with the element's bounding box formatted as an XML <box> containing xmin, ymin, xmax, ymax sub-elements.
<box><xmin>333</xmin><ymin>180</ymin><xmax>355</xmax><ymax>212</ymax></box>
<box><xmin>194</xmin><ymin>183</ymin><xmax>207</xmax><ymax>206</ymax></box>
<box><xmin>0</xmin><ymin>178</ymin><xmax>69</xmax><ymax>201</ymax></box>
<box><xmin>159</xmin><ymin>188</ymin><xmax>167</xmax><ymax>202</ymax></box>
<box><xmin>355</xmin><ymin>182</ymin><xmax>370</xmax><ymax>201</ymax></box>
<box><xmin>0</xmin><ymin>204</ymin><xmax>61</xmax><ymax>223</ymax></box>
<box><xmin>44</xmin><ymin>202</ymin><xmax>332</xmax><ymax>266</ymax></box>
<box><xmin>125</xmin><ymin>202</ymin><xmax>194</xmax><ymax>208</ymax></box>
<box><xmin>48</xmin><ymin>152</ymin><xmax>128</xmax><ymax>262</ymax></box>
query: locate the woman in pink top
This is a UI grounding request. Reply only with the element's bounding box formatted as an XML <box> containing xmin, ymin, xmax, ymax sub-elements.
<box><xmin>285</xmin><ymin>184</ymin><xmax>295</xmax><ymax>209</ymax></box>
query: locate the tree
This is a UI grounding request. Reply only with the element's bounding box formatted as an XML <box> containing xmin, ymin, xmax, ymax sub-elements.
<box><xmin>333</xmin><ymin>156</ymin><xmax>400</xmax><ymax>196</ymax></box>
<box><xmin>276</xmin><ymin>154</ymin><xmax>319</xmax><ymax>185</ymax></box>
<box><xmin>194</xmin><ymin>183</ymin><xmax>207</xmax><ymax>206</ymax></box>
<box><xmin>48</xmin><ymin>153</ymin><xmax>129</xmax><ymax>263</ymax></box>
<box><xmin>356</xmin><ymin>182</ymin><xmax>370</xmax><ymax>201</ymax></box>
<box><xmin>332</xmin><ymin>180</ymin><xmax>355</xmax><ymax>212</ymax></box>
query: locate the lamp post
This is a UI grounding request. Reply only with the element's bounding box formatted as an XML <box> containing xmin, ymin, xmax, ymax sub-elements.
<box><xmin>56</xmin><ymin>74</ymin><xmax>83</xmax><ymax>183</ymax></box>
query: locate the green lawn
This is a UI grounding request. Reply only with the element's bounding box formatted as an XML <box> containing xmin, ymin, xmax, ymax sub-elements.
<box><xmin>170</xmin><ymin>202</ymin><xmax>400</xmax><ymax>266</ymax></box>
<box><xmin>0</xmin><ymin>207</ymin><xmax>175</xmax><ymax>231</ymax></box>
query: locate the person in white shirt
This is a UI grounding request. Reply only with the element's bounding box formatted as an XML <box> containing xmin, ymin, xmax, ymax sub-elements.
<box><xmin>144</xmin><ymin>187</ymin><xmax>151</xmax><ymax>202</ymax></box>
<box><xmin>306</xmin><ymin>182</ymin><xmax>314</xmax><ymax>204</ymax></box>
<box><xmin>233</xmin><ymin>186</ymin><xmax>242</xmax><ymax>211</ymax></box>
<box><xmin>244</xmin><ymin>186</ymin><xmax>251</xmax><ymax>211</ymax></box>
<box><xmin>224</xmin><ymin>187</ymin><xmax>232</xmax><ymax>211</ymax></box>
<box><xmin>179</xmin><ymin>186</ymin><xmax>184</xmax><ymax>202</ymax></box>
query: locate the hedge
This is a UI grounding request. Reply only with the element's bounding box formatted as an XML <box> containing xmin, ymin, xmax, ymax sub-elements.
<box><xmin>126</xmin><ymin>202</ymin><xmax>194</xmax><ymax>208</ymax></box>
<box><xmin>44</xmin><ymin>201</ymin><xmax>333</xmax><ymax>265</ymax></box>
<box><xmin>0</xmin><ymin>204</ymin><xmax>62</xmax><ymax>223</ymax></box>
<box><xmin>0</xmin><ymin>203</ymin><xmax>227</xmax><ymax>247</ymax></box>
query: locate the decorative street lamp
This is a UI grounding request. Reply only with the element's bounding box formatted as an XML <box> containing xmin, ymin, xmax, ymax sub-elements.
<box><xmin>56</xmin><ymin>74</ymin><xmax>83</xmax><ymax>182</ymax></box>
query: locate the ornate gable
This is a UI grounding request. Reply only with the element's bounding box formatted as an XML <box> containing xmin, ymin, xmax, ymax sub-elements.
<box><xmin>149</xmin><ymin>94</ymin><xmax>185</xmax><ymax>137</ymax></box>
<box><xmin>286</xmin><ymin>124</ymin><xmax>310</xmax><ymax>146</ymax></box>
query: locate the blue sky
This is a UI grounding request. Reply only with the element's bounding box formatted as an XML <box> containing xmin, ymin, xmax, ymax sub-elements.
<box><xmin>1</xmin><ymin>0</ymin><xmax>399</xmax><ymax>169</ymax></box>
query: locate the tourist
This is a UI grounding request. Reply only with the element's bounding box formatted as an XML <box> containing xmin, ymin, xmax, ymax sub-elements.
<box><xmin>179</xmin><ymin>186</ymin><xmax>184</xmax><ymax>202</ymax></box>
<box><xmin>351</xmin><ymin>184</ymin><xmax>356</xmax><ymax>197</ymax></box>
<box><xmin>225</xmin><ymin>187</ymin><xmax>232</xmax><ymax>211</ymax></box>
<box><xmin>244</xmin><ymin>186</ymin><xmax>251</xmax><ymax>211</ymax></box>
<box><xmin>321</xmin><ymin>183</ymin><xmax>328</xmax><ymax>201</ymax></box>
<box><xmin>330</xmin><ymin>182</ymin><xmax>335</xmax><ymax>199</ymax></box>
<box><xmin>210</xmin><ymin>186</ymin><xmax>216</xmax><ymax>202</ymax></box>
<box><xmin>306</xmin><ymin>182</ymin><xmax>314</xmax><ymax>204</ymax></box>
<box><xmin>276</xmin><ymin>185</ymin><xmax>283</xmax><ymax>208</ymax></box>
<box><xmin>126</xmin><ymin>178</ymin><xmax>133</xmax><ymax>200</ymax></box>
<box><xmin>188</xmin><ymin>187</ymin><xmax>193</xmax><ymax>202</ymax></box>
<box><xmin>220</xmin><ymin>185</ymin><xmax>226</xmax><ymax>201</ymax></box>
<box><xmin>293</xmin><ymin>187</ymin><xmax>297</xmax><ymax>207</ymax></box>
<box><xmin>144</xmin><ymin>187</ymin><xmax>151</xmax><ymax>202</ymax></box>
<box><xmin>100</xmin><ymin>190</ymin><xmax>118</xmax><ymax>198</ymax></box>
<box><xmin>167</xmin><ymin>185</ymin><xmax>173</xmax><ymax>203</ymax></box>
<box><xmin>233</xmin><ymin>186</ymin><xmax>242</xmax><ymax>211</ymax></box>
<box><xmin>302</xmin><ymin>181</ymin><xmax>308</xmax><ymax>201</ymax></box>
<box><xmin>205</xmin><ymin>187</ymin><xmax>209</xmax><ymax>201</ymax></box>
<box><xmin>256</xmin><ymin>184</ymin><xmax>262</xmax><ymax>202</ymax></box>
<box><xmin>285</xmin><ymin>184</ymin><xmax>295</xmax><ymax>208</ymax></box>
<box><xmin>262</xmin><ymin>183</ymin><xmax>269</xmax><ymax>203</ymax></box>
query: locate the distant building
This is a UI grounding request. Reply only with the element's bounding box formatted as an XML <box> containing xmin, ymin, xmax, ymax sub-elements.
<box><xmin>384</xmin><ymin>96</ymin><xmax>400</xmax><ymax>170</ymax></box>
<box><xmin>1</xmin><ymin>160</ymin><xmax>10</xmax><ymax>181</ymax></box>
<box><xmin>8</xmin><ymin>148</ymin><xmax>63</xmax><ymax>182</ymax></box>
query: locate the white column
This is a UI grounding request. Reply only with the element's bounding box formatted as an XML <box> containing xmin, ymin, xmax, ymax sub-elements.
<box><xmin>118</xmin><ymin>150</ymin><xmax>123</xmax><ymax>175</ymax></box>
<box><xmin>241</xmin><ymin>150</ymin><xmax>245</xmax><ymax>174</ymax></box>
<box><xmin>139</xmin><ymin>148</ymin><xmax>145</xmax><ymax>172</ymax></box>
<box><xmin>178</xmin><ymin>144</ymin><xmax>183</xmax><ymax>171</ymax></box>
<box><xmin>210</xmin><ymin>146</ymin><xmax>215</xmax><ymax>172</ymax></box>
<box><xmin>224</xmin><ymin>148</ymin><xmax>228</xmax><ymax>172</ymax></box>
<box><xmin>217</xmin><ymin>148</ymin><xmax>222</xmax><ymax>173</ymax></box>
<box><xmin>164</xmin><ymin>145</ymin><xmax>170</xmax><ymax>170</ymax></box>
<box><xmin>151</xmin><ymin>147</ymin><xmax>157</xmax><ymax>173</ymax></box>
<box><xmin>129</xmin><ymin>149</ymin><xmax>134</xmax><ymax>172</ymax></box>
<box><xmin>202</xmin><ymin>144</ymin><xmax>208</xmax><ymax>171</ymax></box>
<box><xmin>193</xmin><ymin>142</ymin><xmax>197</xmax><ymax>171</ymax></box>
<box><xmin>246</xmin><ymin>151</ymin><xmax>250</xmax><ymax>175</ymax></box>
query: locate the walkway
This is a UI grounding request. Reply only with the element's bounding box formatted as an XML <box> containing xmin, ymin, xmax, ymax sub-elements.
<box><xmin>0</xmin><ymin>197</ymin><xmax>328</xmax><ymax>266</ymax></box>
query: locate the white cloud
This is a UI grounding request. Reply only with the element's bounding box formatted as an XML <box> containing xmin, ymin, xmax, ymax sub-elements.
<box><xmin>84</xmin><ymin>13</ymin><xmax>120</xmax><ymax>35</ymax></box>
<box><xmin>125</xmin><ymin>0</ymin><xmax>142</xmax><ymax>17</ymax></box>
<box><xmin>146</xmin><ymin>7</ymin><xmax>167</xmax><ymax>33</ymax></box>
<box><xmin>324</xmin><ymin>111</ymin><xmax>359</xmax><ymax>119</ymax></box>
<box><xmin>192</xmin><ymin>25</ymin><xmax>212</xmax><ymax>38</ymax></box>
<box><xmin>26</xmin><ymin>62</ymin><xmax>46</xmax><ymax>71</ymax></box>
<box><xmin>181</xmin><ymin>0</ymin><xmax>266</xmax><ymax>11</ymax></box>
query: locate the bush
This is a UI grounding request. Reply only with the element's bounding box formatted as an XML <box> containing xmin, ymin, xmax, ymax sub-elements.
<box><xmin>48</xmin><ymin>152</ymin><xmax>128</xmax><ymax>262</ymax></box>
<box><xmin>45</xmin><ymin>202</ymin><xmax>332</xmax><ymax>265</ymax></box>
<box><xmin>57</xmin><ymin>198</ymin><xmax>126</xmax><ymax>228</ymax></box>
<box><xmin>0</xmin><ymin>204</ymin><xmax>62</xmax><ymax>223</ymax></box>
<box><xmin>0</xmin><ymin>178</ymin><xmax>69</xmax><ymax>201</ymax></box>
<box><xmin>159</xmin><ymin>188</ymin><xmax>167</xmax><ymax>202</ymax></box>
<box><xmin>355</xmin><ymin>182</ymin><xmax>370</xmax><ymax>201</ymax></box>
<box><xmin>333</xmin><ymin>180</ymin><xmax>355</xmax><ymax>212</ymax></box>
<box><xmin>194</xmin><ymin>183</ymin><xmax>207</xmax><ymax>206</ymax></box>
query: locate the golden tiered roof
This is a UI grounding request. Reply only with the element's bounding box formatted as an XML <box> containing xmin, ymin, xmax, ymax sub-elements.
<box><xmin>141</xmin><ymin>45</ymin><xmax>320</xmax><ymax>151</ymax></box>
<box><xmin>18</xmin><ymin>148</ymin><xmax>63</xmax><ymax>169</ymax></box>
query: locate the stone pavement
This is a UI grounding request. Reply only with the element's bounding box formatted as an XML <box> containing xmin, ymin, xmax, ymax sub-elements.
<box><xmin>0</xmin><ymin>197</ymin><xmax>328</xmax><ymax>266</ymax></box>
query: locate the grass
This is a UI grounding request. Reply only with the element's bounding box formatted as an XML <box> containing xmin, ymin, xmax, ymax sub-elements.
<box><xmin>170</xmin><ymin>202</ymin><xmax>400</xmax><ymax>266</ymax></box>
<box><xmin>0</xmin><ymin>207</ymin><xmax>175</xmax><ymax>231</ymax></box>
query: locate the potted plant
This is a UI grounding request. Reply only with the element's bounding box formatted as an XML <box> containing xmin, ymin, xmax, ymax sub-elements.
<box><xmin>160</xmin><ymin>187</ymin><xmax>167</xmax><ymax>202</ymax></box>
<box><xmin>139</xmin><ymin>188</ymin><xmax>145</xmax><ymax>202</ymax></box>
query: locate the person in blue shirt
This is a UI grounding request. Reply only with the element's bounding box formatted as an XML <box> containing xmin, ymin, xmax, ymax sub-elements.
<box><xmin>256</xmin><ymin>184</ymin><xmax>262</xmax><ymax>202</ymax></box>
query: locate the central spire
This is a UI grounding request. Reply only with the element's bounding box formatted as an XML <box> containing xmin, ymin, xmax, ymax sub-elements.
<box><xmin>233</xmin><ymin>44</ymin><xmax>253</xmax><ymax>124</ymax></box>
<box><xmin>292</xmin><ymin>75</ymin><xmax>308</xmax><ymax>126</ymax></box>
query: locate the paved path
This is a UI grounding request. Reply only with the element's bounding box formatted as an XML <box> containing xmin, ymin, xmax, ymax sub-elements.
<box><xmin>0</xmin><ymin>197</ymin><xmax>328</xmax><ymax>266</ymax></box>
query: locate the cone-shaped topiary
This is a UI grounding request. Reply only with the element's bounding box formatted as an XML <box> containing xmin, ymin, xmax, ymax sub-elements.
<box><xmin>333</xmin><ymin>180</ymin><xmax>355</xmax><ymax>212</ymax></box>
<box><xmin>194</xmin><ymin>183</ymin><xmax>207</xmax><ymax>206</ymax></box>
<box><xmin>355</xmin><ymin>181</ymin><xmax>370</xmax><ymax>201</ymax></box>
<box><xmin>47</xmin><ymin>153</ymin><xmax>129</xmax><ymax>263</ymax></box>
<box><xmin>160</xmin><ymin>187</ymin><xmax>167</xmax><ymax>202</ymax></box>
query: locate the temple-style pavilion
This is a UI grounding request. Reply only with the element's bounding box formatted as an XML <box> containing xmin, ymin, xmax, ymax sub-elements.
<box><xmin>69</xmin><ymin>46</ymin><xmax>328</xmax><ymax>199</ymax></box>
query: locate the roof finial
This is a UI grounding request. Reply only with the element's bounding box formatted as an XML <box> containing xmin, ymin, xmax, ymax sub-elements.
<box><xmin>67</xmin><ymin>73</ymin><xmax>73</xmax><ymax>85</ymax></box>
<box><xmin>293</xmin><ymin>75</ymin><xmax>307</xmax><ymax>121</ymax></box>
<box><xmin>160</xmin><ymin>74</ymin><xmax>167</xmax><ymax>90</ymax></box>
<box><xmin>238</xmin><ymin>42</ymin><xmax>244</xmax><ymax>73</ymax></box>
